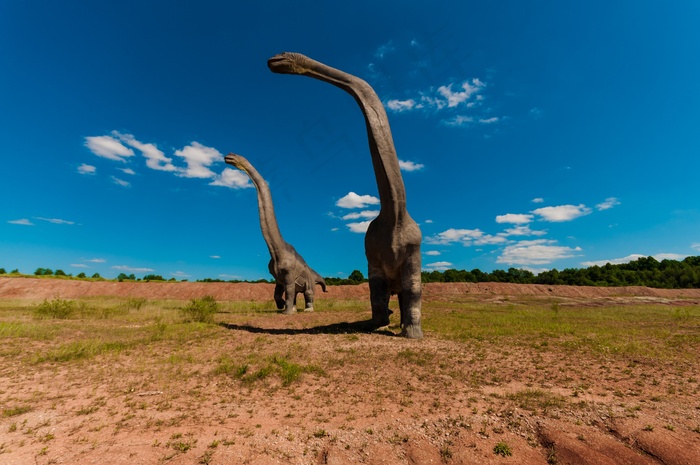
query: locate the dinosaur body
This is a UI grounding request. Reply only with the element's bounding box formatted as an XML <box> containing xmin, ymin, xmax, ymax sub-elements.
<box><xmin>267</xmin><ymin>52</ymin><xmax>423</xmax><ymax>338</ymax></box>
<box><xmin>225</xmin><ymin>153</ymin><xmax>326</xmax><ymax>313</ymax></box>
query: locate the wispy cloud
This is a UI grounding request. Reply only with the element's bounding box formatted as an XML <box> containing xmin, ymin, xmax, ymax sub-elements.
<box><xmin>532</xmin><ymin>197</ymin><xmax>544</xmax><ymax>203</ymax></box>
<box><xmin>175</xmin><ymin>142</ymin><xmax>223</xmax><ymax>178</ymax></box>
<box><xmin>8</xmin><ymin>218</ymin><xmax>34</xmax><ymax>226</ymax></box>
<box><xmin>387</xmin><ymin>99</ymin><xmax>418</xmax><ymax>112</ymax></box>
<box><xmin>425</xmin><ymin>261</ymin><xmax>453</xmax><ymax>271</ymax></box>
<box><xmin>425</xmin><ymin>250</ymin><xmax>441</xmax><ymax>256</ymax></box>
<box><xmin>425</xmin><ymin>228</ymin><xmax>484</xmax><ymax>245</ymax></box>
<box><xmin>692</xmin><ymin>243</ymin><xmax>700</xmax><ymax>252</ymax></box>
<box><xmin>581</xmin><ymin>253</ymin><xmax>687</xmax><ymax>267</ymax></box>
<box><xmin>119</xmin><ymin>168</ymin><xmax>136</xmax><ymax>175</ymax></box>
<box><xmin>495</xmin><ymin>213</ymin><xmax>533</xmax><ymax>224</ymax></box>
<box><xmin>34</xmin><ymin>217</ymin><xmax>75</xmax><ymax>225</ymax></box>
<box><xmin>479</xmin><ymin>117</ymin><xmax>499</xmax><ymax>124</ymax></box>
<box><xmin>170</xmin><ymin>271</ymin><xmax>190</xmax><ymax>278</ymax></box>
<box><xmin>70</xmin><ymin>263</ymin><xmax>89</xmax><ymax>268</ymax></box>
<box><xmin>77</xmin><ymin>163</ymin><xmax>96</xmax><ymax>175</ymax></box>
<box><xmin>443</xmin><ymin>115</ymin><xmax>474</xmax><ymax>127</ymax></box>
<box><xmin>398</xmin><ymin>160</ymin><xmax>425</xmax><ymax>172</ymax></box>
<box><xmin>210</xmin><ymin>255</ymin><xmax>221</xmax><ymax>259</ymax></box>
<box><xmin>219</xmin><ymin>273</ymin><xmax>242</xmax><ymax>280</ymax></box>
<box><xmin>209</xmin><ymin>168</ymin><xmax>253</xmax><ymax>189</ymax></box>
<box><xmin>596</xmin><ymin>197</ymin><xmax>621</xmax><ymax>211</ymax></box>
<box><xmin>499</xmin><ymin>225</ymin><xmax>547</xmax><ymax>237</ymax></box>
<box><xmin>497</xmin><ymin>239</ymin><xmax>582</xmax><ymax>265</ymax></box>
<box><xmin>347</xmin><ymin>221</ymin><xmax>372</xmax><ymax>233</ymax></box>
<box><xmin>336</xmin><ymin>192</ymin><xmax>380</xmax><ymax>209</ymax></box>
<box><xmin>342</xmin><ymin>210</ymin><xmax>379</xmax><ymax>220</ymax></box>
<box><xmin>85</xmin><ymin>135</ymin><xmax>135</xmax><ymax>162</ymax></box>
<box><xmin>112</xmin><ymin>265</ymin><xmax>155</xmax><ymax>273</ymax></box>
<box><xmin>115</xmin><ymin>132</ymin><xmax>178</xmax><ymax>172</ymax></box>
<box><xmin>438</xmin><ymin>79</ymin><xmax>485</xmax><ymax>107</ymax></box>
<box><xmin>85</xmin><ymin>258</ymin><xmax>106</xmax><ymax>263</ymax></box>
<box><xmin>532</xmin><ymin>204</ymin><xmax>591</xmax><ymax>222</ymax></box>
<box><xmin>474</xmin><ymin>234</ymin><xmax>508</xmax><ymax>245</ymax></box>
<box><xmin>111</xmin><ymin>176</ymin><xmax>131</xmax><ymax>188</ymax></box>
<box><xmin>424</xmin><ymin>219</ymin><xmax>433</xmax><ymax>224</ymax></box>
<box><xmin>374</xmin><ymin>41</ymin><xmax>395</xmax><ymax>59</ymax></box>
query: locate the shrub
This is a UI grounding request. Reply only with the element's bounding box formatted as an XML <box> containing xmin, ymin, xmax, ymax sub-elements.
<box><xmin>493</xmin><ymin>441</ymin><xmax>513</xmax><ymax>457</ymax></box>
<box><xmin>34</xmin><ymin>297</ymin><xmax>76</xmax><ymax>319</ymax></box>
<box><xmin>180</xmin><ymin>296</ymin><xmax>218</xmax><ymax>323</ymax></box>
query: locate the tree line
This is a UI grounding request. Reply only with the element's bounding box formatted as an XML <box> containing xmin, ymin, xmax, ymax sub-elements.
<box><xmin>2</xmin><ymin>256</ymin><xmax>699</xmax><ymax>288</ymax></box>
<box><xmin>420</xmin><ymin>256</ymin><xmax>700</xmax><ymax>289</ymax></box>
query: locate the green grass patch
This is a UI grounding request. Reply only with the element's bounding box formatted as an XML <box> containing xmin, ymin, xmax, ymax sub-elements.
<box><xmin>180</xmin><ymin>296</ymin><xmax>218</xmax><ymax>323</ymax></box>
<box><xmin>2</xmin><ymin>405</ymin><xmax>32</xmax><ymax>417</ymax></box>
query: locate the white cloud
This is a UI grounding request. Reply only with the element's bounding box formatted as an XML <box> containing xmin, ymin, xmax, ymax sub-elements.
<box><xmin>425</xmin><ymin>261</ymin><xmax>453</xmax><ymax>271</ymax></box>
<box><xmin>336</xmin><ymin>192</ymin><xmax>380</xmax><ymax>209</ymax></box>
<box><xmin>375</xmin><ymin>41</ymin><xmax>395</xmax><ymax>59</ymax></box>
<box><xmin>210</xmin><ymin>255</ymin><xmax>221</xmax><ymax>259</ymax></box>
<box><xmin>474</xmin><ymin>234</ymin><xmax>508</xmax><ymax>245</ymax></box>
<box><xmin>692</xmin><ymin>243</ymin><xmax>700</xmax><ymax>252</ymax></box>
<box><xmin>219</xmin><ymin>274</ymin><xmax>242</xmax><ymax>280</ymax></box>
<box><xmin>499</xmin><ymin>225</ymin><xmax>547</xmax><ymax>237</ymax></box>
<box><xmin>581</xmin><ymin>253</ymin><xmax>687</xmax><ymax>267</ymax></box>
<box><xmin>532</xmin><ymin>197</ymin><xmax>544</xmax><ymax>203</ymax></box>
<box><xmin>443</xmin><ymin>115</ymin><xmax>474</xmax><ymax>127</ymax></box>
<box><xmin>85</xmin><ymin>258</ymin><xmax>106</xmax><ymax>263</ymax></box>
<box><xmin>347</xmin><ymin>221</ymin><xmax>372</xmax><ymax>233</ymax></box>
<box><xmin>8</xmin><ymin>218</ymin><xmax>33</xmax><ymax>226</ymax></box>
<box><xmin>424</xmin><ymin>219</ymin><xmax>433</xmax><ymax>224</ymax></box>
<box><xmin>495</xmin><ymin>213</ymin><xmax>533</xmax><ymax>224</ymax></box>
<box><xmin>171</xmin><ymin>271</ymin><xmax>191</xmax><ymax>278</ymax></box>
<box><xmin>425</xmin><ymin>228</ymin><xmax>483</xmax><ymax>245</ymax></box>
<box><xmin>425</xmin><ymin>251</ymin><xmax>441</xmax><ymax>256</ymax></box>
<box><xmin>85</xmin><ymin>135</ymin><xmax>134</xmax><ymax>161</ymax></box>
<box><xmin>112</xmin><ymin>265</ymin><xmax>155</xmax><ymax>273</ymax></box>
<box><xmin>398</xmin><ymin>159</ymin><xmax>425</xmax><ymax>172</ymax></box>
<box><xmin>119</xmin><ymin>168</ymin><xmax>136</xmax><ymax>175</ymax></box>
<box><xmin>529</xmin><ymin>108</ymin><xmax>542</xmax><ymax>118</ymax></box>
<box><xmin>115</xmin><ymin>132</ymin><xmax>178</xmax><ymax>172</ymax></box>
<box><xmin>342</xmin><ymin>210</ymin><xmax>379</xmax><ymax>220</ymax></box>
<box><xmin>497</xmin><ymin>239</ymin><xmax>582</xmax><ymax>265</ymax></box>
<box><xmin>596</xmin><ymin>197</ymin><xmax>621</xmax><ymax>211</ymax></box>
<box><xmin>70</xmin><ymin>264</ymin><xmax>89</xmax><ymax>268</ymax></box>
<box><xmin>479</xmin><ymin>117</ymin><xmax>499</xmax><ymax>124</ymax></box>
<box><xmin>77</xmin><ymin>163</ymin><xmax>96</xmax><ymax>175</ymax></box>
<box><xmin>111</xmin><ymin>176</ymin><xmax>130</xmax><ymax>188</ymax></box>
<box><xmin>331</xmin><ymin>227</ymin><xmax>339</xmax><ymax>232</ymax></box>
<box><xmin>438</xmin><ymin>79</ymin><xmax>484</xmax><ymax>108</ymax></box>
<box><xmin>387</xmin><ymin>99</ymin><xmax>418</xmax><ymax>112</ymax></box>
<box><xmin>532</xmin><ymin>204</ymin><xmax>591</xmax><ymax>222</ymax></box>
<box><xmin>34</xmin><ymin>217</ymin><xmax>75</xmax><ymax>225</ymax></box>
<box><xmin>209</xmin><ymin>168</ymin><xmax>253</xmax><ymax>189</ymax></box>
<box><xmin>175</xmin><ymin>142</ymin><xmax>223</xmax><ymax>178</ymax></box>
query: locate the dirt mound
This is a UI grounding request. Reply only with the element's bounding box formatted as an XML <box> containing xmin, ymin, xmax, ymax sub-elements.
<box><xmin>2</xmin><ymin>277</ymin><xmax>700</xmax><ymax>303</ymax></box>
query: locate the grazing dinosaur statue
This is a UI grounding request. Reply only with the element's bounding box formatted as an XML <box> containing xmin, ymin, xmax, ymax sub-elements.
<box><xmin>267</xmin><ymin>52</ymin><xmax>423</xmax><ymax>338</ymax></box>
<box><xmin>225</xmin><ymin>153</ymin><xmax>327</xmax><ymax>313</ymax></box>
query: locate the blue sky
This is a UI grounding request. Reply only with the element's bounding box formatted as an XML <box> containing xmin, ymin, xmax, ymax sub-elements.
<box><xmin>2</xmin><ymin>1</ymin><xmax>699</xmax><ymax>280</ymax></box>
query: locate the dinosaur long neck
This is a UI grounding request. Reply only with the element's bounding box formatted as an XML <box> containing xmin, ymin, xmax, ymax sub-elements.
<box><xmin>237</xmin><ymin>158</ymin><xmax>285</xmax><ymax>260</ymax></box>
<box><xmin>301</xmin><ymin>59</ymin><xmax>406</xmax><ymax>221</ymax></box>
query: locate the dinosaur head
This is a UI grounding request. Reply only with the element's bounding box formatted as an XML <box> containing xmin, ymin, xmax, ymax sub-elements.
<box><xmin>267</xmin><ymin>52</ymin><xmax>308</xmax><ymax>75</ymax></box>
<box><xmin>224</xmin><ymin>153</ymin><xmax>246</xmax><ymax>170</ymax></box>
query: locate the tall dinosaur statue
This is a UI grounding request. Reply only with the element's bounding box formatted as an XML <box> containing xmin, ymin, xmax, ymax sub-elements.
<box><xmin>225</xmin><ymin>153</ymin><xmax>327</xmax><ymax>313</ymax></box>
<box><xmin>267</xmin><ymin>52</ymin><xmax>423</xmax><ymax>338</ymax></box>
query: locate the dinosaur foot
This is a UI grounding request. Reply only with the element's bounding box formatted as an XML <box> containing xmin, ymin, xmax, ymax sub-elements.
<box><xmin>281</xmin><ymin>307</ymin><xmax>297</xmax><ymax>315</ymax></box>
<box><xmin>400</xmin><ymin>324</ymin><xmax>423</xmax><ymax>339</ymax></box>
<box><xmin>303</xmin><ymin>307</ymin><xmax>314</xmax><ymax>312</ymax></box>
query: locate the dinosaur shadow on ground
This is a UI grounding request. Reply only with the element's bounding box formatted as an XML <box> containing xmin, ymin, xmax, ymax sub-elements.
<box><xmin>218</xmin><ymin>318</ymin><xmax>396</xmax><ymax>337</ymax></box>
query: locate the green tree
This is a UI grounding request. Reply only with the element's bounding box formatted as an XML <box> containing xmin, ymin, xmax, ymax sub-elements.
<box><xmin>55</xmin><ymin>269</ymin><xmax>66</xmax><ymax>276</ymax></box>
<box><xmin>0</xmin><ymin>268</ymin><xmax>6</xmax><ymax>274</ymax></box>
<box><xmin>143</xmin><ymin>274</ymin><xmax>165</xmax><ymax>281</ymax></box>
<box><xmin>76</xmin><ymin>272</ymin><xmax>87</xmax><ymax>279</ymax></box>
<box><xmin>91</xmin><ymin>272</ymin><xmax>102</xmax><ymax>279</ymax></box>
<box><xmin>348</xmin><ymin>269</ymin><xmax>365</xmax><ymax>283</ymax></box>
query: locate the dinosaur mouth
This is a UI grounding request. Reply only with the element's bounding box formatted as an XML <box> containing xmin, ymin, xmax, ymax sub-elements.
<box><xmin>267</xmin><ymin>53</ymin><xmax>296</xmax><ymax>73</ymax></box>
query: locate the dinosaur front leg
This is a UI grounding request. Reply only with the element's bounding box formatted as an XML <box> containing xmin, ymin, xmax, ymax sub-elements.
<box><xmin>302</xmin><ymin>286</ymin><xmax>315</xmax><ymax>312</ymax></box>
<box><xmin>282</xmin><ymin>281</ymin><xmax>297</xmax><ymax>314</ymax></box>
<box><xmin>274</xmin><ymin>283</ymin><xmax>285</xmax><ymax>310</ymax></box>
<box><xmin>368</xmin><ymin>264</ymin><xmax>391</xmax><ymax>328</ymax></box>
<box><xmin>399</xmin><ymin>251</ymin><xmax>423</xmax><ymax>339</ymax></box>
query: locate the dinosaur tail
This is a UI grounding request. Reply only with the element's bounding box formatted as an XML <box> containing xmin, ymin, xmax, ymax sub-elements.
<box><xmin>316</xmin><ymin>273</ymin><xmax>328</xmax><ymax>292</ymax></box>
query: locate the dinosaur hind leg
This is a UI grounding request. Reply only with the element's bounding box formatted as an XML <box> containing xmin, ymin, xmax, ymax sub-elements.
<box><xmin>282</xmin><ymin>282</ymin><xmax>297</xmax><ymax>314</ymax></box>
<box><xmin>398</xmin><ymin>250</ymin><xmax>423</xmax><ymax>339</ymax></box>
<box><xmin>368</xmin><ymin>264</ymin><xmax>391</xmax><ymax>328</ymax></box>
<box><xmin>303</xmin><ymin>287</ymin><xmax>315</xmax><ymax>312</ymax></box>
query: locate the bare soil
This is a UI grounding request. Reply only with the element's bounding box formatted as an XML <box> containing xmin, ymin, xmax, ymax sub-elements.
<box><xmin>1</xmin><ymin>277</ymin><xmax>699</xmax><ymax>465</ymax></box>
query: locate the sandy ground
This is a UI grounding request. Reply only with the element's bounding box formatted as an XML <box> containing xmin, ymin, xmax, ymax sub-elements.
<box><xmin>1</xmin><ymin>277</ymin><xmax>699</xmax><ymax>465</ymax></box>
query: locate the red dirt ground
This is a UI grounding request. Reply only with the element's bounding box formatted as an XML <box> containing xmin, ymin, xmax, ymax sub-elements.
<box><xmin>1</xmin><ymin>277</ymin><xmax>699</xmax><ymax>465</ymax></box>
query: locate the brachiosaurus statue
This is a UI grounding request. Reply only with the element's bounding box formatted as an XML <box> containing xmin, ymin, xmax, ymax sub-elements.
<box><xmin>225</xmin><ymin>153</ymin><xmax>327</xmax><ymax>313</ymax></box>
<box><xmin>267</xmin><ymin>52</ymin><xmax>423</xmax><ymax>338</ymax></box>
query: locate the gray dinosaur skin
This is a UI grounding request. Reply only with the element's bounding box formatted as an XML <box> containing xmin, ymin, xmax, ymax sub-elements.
<box><xmin>268</xmin><ymin>52</ymin><xmax>423</xmax><ymax>339</ymax></box>
<box><xmin>225</xmin><ymin>153</ymin><xmax>327</xmax><ymax>314</ymax></box>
